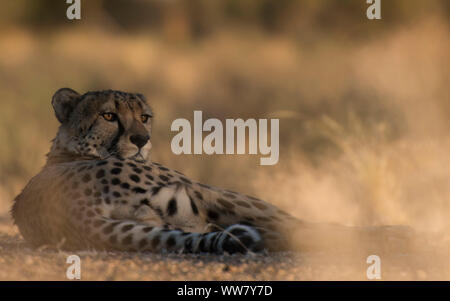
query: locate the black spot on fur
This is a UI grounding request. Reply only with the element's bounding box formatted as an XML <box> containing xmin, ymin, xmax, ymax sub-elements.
<box><xmin>113</xmin><ymin>191</ymin><xmax>121</xmax><ymax>198</ymax></box>
<box><xmin>180</xmin><ymin>177</ymin><xmax>192</xmax><ymax>184</ymax></box>
<box><xmin>111</xmin><ymin>168</ymin><xmax>122</xmax><ymax>175</ymax></box>
<box><xmin>96</xmin><ymin>170</ymin><xmax>105</xmax><ymax>179</ymax></box>
<box><xmin>189</xmin><ymin>196</ymin><xmax>199</xmax><ymax>215</ymax></box>
<box><xmin>97</xmin><ymin>161</ymin><xmax>108</xmax><ymax>166</ymax></box>
<box><xmin>111</xmin><ymin>178</ymin><xmax>121</xmax><ymax>185</ymax></box>
<box><xmin>103</xmin><ymin>186</ymin><xmax>110</xmax><ymax>194</ymax></box>
<box><xmin>184</xmin><ymin>237</ymin><xmax>193</xmax><ymax>252</ymax></box>
<box><xmin>167</xmin><ymin>198</ymin><xmax>178</xmax><ymax>216</ymax></box>
<box><xmin>82</xmin><ymin>174</ymin><xmax>91</xmax><ymax>183</ymax></box>
<box><xmin>145</xmin><ymin>174</ymin><xmax>154</xmax><ymax>181</ymax></box>
<box><xmin>152</xmin><ymin>186</ymin><xmax>162</xmax><ymax>195</ymax></box>
<box><xmin>218</xmin><ymin>198</ymin><xmax>235</xmax><ymax>209</ymax></box>
<box><xmin>122</xmin><ymin>224</ymin><xmax>134</xmax><ymax>232</ymax></box>
<box><xmin>235</xmin><ymin>200</ymin><xmax>251</xmax><ymax>208</ymax></box>
<box><xmin>166</xmin><ymin>236</ymin><xmax>176</xmax><ymax>248</ymax></box>
<box><xmin>140</xmin><ymin>199</ymin><xmax>150</xmax><ymax>206</ymax></box>
<box><xmin>257</xmin><ymin>216</ymin><xmax>271</xmax><ymax>222</ymax></box>
<box><xmin>143</xmin><ymin>226</ymin><xmax>153</xmax><ymax>233</ymax></box>
<box><xmin>122</xmin><ymin>234</ymin><xmax>133</xmax><ymax>245</ymax></box>
<box><xmin>154</xmin><ymin>208</ymin><xmax>164</xmax><ymax>218</ymax></box>
<box><xmin>252</xmin><ymin>201</ymin><xmax>268</xmax><ymax>210</ymax></box>
<box><xmin>194</xmin><ymin>191</ymin><xmax>204</xmax><ymax>200</ymax></box>
<box><xmin>223</xmin><ymin>192</ymin><xmax>236</xmax><ymax>199</ymax></box>
<box><xmin>133</xmin><ymin>168</ymin><xmax>142</xmax><ymax>174</ymax></box>
<box><xmin>159</xmin><ymin>175</ymin><xmax>169</xmax><ymax>182</ymax></box>
<box><xmin>130</xmin><ymin>175</ymin><xmax>140</xmax><ymax>183</ymax></box>
<box><xmin>139</xmin><ymin>238</ymin><xmax>148</xmax><ymax>248</ymax></box>
<box><xmin>198</xmin><ymin>237</ymin><xmax>207</xmax><ymax>252</ymax></box>
<box><xmin>151</xmin><ymin>235</ymin><xmax>160</xmax><ymax>248</ymax></box>
<box><xmin>127</xmin><ymin>162</ymin><xmax>137</xmax><ymax>168</ymax></box>
<box><xmin>84</xmin><ymin>188</ymin><xmax>92</xmax><ymax>196</ymax></box>
<box><xmin>121</xmin><ymin>182</ymin><xmax>130</xmax><ymax>189</ymax></box>
<box><xmin>132</xmin><ymin>187</ymin><xmax>146</xmax><ymax>194</ymax></box>
<box><xmin>207</xmin><ymin>210</ymin><xmax>219</xmax><ymax>220</ymax></box>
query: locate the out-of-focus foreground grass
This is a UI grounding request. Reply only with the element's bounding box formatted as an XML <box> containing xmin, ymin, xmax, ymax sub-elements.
<box><xmin>0</xmin><ymin>0</ymin><xmax>449</xmax><ymax>236</ymax></box>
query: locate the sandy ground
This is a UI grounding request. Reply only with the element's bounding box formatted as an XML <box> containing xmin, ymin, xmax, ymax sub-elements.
<box><xmin>0</xmin><ymin>213</ymin><xmax>449</xmax><ymax>281</ymax></box>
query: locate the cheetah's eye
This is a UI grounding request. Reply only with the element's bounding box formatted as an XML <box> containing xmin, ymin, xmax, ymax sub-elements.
<box><xmin>141</xmin><ymin>114</ymin><xmax>151</xmax><ymax>124</ymax></box>
<box><xmin>101</xmin><ymin>113</ymin><xmax>117</xmax><ymax>122</ymax></box>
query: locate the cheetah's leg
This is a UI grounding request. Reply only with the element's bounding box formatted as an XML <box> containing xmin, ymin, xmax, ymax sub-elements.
<box><xmin>83</xmin><ymin>217</ymin><xmax>263</xmax><ymax>254</ymax></box>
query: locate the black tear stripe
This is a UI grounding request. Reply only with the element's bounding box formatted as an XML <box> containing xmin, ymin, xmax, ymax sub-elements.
<box><xmin>107</xmin><ymin>112</ymin><xmax>124</xmax><ymax>153</ymax></box>
<box><xmin>86</xmin><ymin>121</ymin><xmax>95</xmax><ymax>134</ymax></box>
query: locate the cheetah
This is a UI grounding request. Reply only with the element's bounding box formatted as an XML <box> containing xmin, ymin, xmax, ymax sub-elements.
<box><xmin>11</xmin><ymin>88</ymin><xmax>412</xmax><ymax>254</ymax></box>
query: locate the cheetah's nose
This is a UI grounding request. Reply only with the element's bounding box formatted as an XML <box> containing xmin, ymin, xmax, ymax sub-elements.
<box><xmin>130</xmin><ymin>134</ymin><xmax>150</xmax><ymax>149</ymax></box>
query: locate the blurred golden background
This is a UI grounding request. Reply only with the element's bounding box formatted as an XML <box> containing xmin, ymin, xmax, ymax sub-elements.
<box><xmin>0</xmin><ymin>0</ymin><xmax>449</xmax><ymax>235</ymax></box>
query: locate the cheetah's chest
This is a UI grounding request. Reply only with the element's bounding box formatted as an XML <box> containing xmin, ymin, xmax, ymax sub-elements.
<box><xmin>64</xmin><ymin>159</ymin><xmax>207</xmax><ymax>232</ymax></box>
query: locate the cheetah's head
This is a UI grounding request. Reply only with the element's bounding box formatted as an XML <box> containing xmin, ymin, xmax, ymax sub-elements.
<box><xmin>50</xmin><ymin>88</ymin><xmax>153</xmax><ymax>163</ymax></box>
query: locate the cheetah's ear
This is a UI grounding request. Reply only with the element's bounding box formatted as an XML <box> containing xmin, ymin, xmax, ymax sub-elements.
<box><xmin>52</xmin><ymin>88</ymin><xmax>81</xmax><ymax>123</ymax></box>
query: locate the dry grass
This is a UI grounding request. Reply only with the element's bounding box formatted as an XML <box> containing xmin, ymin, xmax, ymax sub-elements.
<box><xmin>1</xmin><ymin>215</ymin><xmax>450</xmax><ymax>280</ymax></box>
